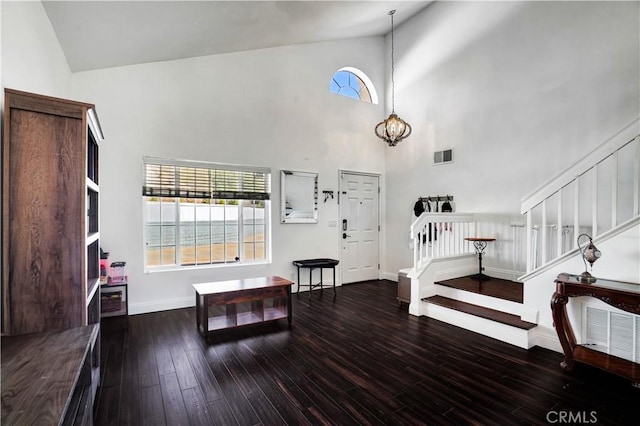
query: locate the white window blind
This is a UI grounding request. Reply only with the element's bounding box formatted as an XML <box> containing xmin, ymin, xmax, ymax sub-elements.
<box><xmin>143</xmin><ymin>158</ymin><xmax>270</xmax><ymax>200</ymax></box>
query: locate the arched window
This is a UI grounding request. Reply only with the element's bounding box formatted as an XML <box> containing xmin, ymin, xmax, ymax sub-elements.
<box><xmin>329</xmin><ymin>67</ymin><xmax>378</xmax><ymax>104</ymax></box>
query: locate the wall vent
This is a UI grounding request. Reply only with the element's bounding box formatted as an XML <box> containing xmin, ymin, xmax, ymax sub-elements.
<box><xmin>583</xmin><ymin>305</ymin><xmax>640</xmax><ymax>363</ymax></box>
<box><xmin>434</xmin><ymin>149</ymin><xmax>453</xmax><ymax>165</ymax></box>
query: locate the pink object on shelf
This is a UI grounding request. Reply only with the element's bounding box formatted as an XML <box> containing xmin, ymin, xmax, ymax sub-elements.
<box><xmin>109</xmin><ymin>261</ymin><xmax>127</xmax><ymax>284</ymax></box>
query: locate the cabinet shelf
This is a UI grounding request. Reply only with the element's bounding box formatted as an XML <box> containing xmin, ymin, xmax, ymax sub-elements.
<box><xmin>86</xmin><ymin>177</ymin><xmax>99</xmax><ymax>193</ymax></box>
<box><xmin>87</xmin><ymin>279</ymin><xmax>100</xmax><ymax>304</ymax></box>
<box><xmin>87</xmin><ymin>232</ymin><xmax>100</xmax><ymax>245</ymax></box>
<box><xmin>237</xmin><ymin>311</ymin><xmax>264</xmax><ymax>327</ymax></box>
<box><xmin>208</xmin><ymin>316</ymin><xmax>238</xmax><ymax>331</ymax></box>
<box><xmin>264</xmin><ymin>307</ymin><xmax>288</xmax><ymax>321</ymax></box>
<box><xmin>573</xmin><ymin>346</ymin><xmax>640</xmax><ymax>381</ymax></box>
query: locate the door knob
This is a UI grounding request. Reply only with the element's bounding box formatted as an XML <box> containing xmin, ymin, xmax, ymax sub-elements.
<box><xmin>343</xmin><ymin>233</ymin><xmax>351</xmax><ymax>239</ymax></box>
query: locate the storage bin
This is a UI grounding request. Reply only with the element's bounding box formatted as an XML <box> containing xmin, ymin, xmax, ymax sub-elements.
<box><xmin>110</xmin><ymin>261</ymin><xmax>127</xmax><ymax>284</ymax></box>
<box><xmin>398</xmin><ymin>268</ymin><xmax>411</xmax><ymax>304</ymax></box>
<box><xmin>101</xmin><ymin>292</ymin><xmax>122</xmax><ymax>313</ymax></box>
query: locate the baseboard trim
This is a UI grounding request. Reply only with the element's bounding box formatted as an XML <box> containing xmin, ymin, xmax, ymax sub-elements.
<box><xmin>533</xmin><ymin>327</ymin><xmax>563</xmax><ymax>353</ymax></box>
<box><xmin>129</xmin><ymin>296</ymin><xmax>194</xmax><ymax>315</ymax></box>
<box><xmin>382</xmin><ymin>271</ymin><xmax>399</xmax><ymax>282</ymax></box>
<box><xmin>484</xmin><ymin>266</ymin><xmax>525</xmax><ymax>282</ymax></box>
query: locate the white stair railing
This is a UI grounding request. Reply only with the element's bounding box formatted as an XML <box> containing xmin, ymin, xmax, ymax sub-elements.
<box><xmin>521</xmin><ymin>119</ymin><xmax>640</xmax><ymax>274</ymax></box>
<box><xmin>411</xmin><ymin>212</ymin><xmax>476</xmax><ymax>271</ymax></box>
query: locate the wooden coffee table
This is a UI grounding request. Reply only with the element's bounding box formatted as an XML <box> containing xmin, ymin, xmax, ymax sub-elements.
<box><xmin>193</xmin><ymin>276</ymin><xmax>294</xmax><ymax>337</ymax></box>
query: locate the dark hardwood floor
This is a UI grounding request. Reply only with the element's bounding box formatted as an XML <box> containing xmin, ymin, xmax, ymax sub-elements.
<box><xmin>96</xmin><ymin>280</ymin><xmax>639</xmax><ymax>425</ymax></box>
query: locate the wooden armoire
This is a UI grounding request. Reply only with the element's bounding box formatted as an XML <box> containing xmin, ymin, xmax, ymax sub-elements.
<box><xmin>2</xmin><ymin>89</ymin><xmax>104</xmax><ymax>424</ymax></box>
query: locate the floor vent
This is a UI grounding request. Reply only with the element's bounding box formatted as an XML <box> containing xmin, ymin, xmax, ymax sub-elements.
<box><xmin>583</xmin><ymin>305</ymin><xmax>640</xmax><ymax>363</ymax></box>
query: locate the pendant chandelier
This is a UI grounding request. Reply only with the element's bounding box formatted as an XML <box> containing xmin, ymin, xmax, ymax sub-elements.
<box><xmin>375</xmin><ymin>10</ymin><xmax>411</xmax><ymax>147</ymax></box>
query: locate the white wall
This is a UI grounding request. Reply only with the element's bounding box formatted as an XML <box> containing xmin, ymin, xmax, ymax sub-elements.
<box><xmin>1</xmin><ymin>1</ymin><xmax>71</xmax><ymax>97</ymax></box>
<box><xmin>1</xmin><ymin>1</ymin><xmax>73</xmax><ymax>288</ymax></box>
<box><xmin>71</xmin><ymin>39</ymin><xmax>386</xmax><ymax>313</ymax></box>
<box><xmin>3</xmin><ymin>0</ymin><xmax>638</xmax><ymax>318</ymax></box>
<box><xmin>384</xmin><ymin>1</ymin><xmax>640</xmax><ymax>277</ymax></box>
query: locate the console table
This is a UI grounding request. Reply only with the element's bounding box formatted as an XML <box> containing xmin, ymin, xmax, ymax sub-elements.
<box><xmin>551</xmin><ymin>272</ymin><xmax>640</xmax><ymax>381</ymax></box>
<box><xmin>193</xmin><ymin>276</ymin><xmax>293</xmax><ymax>338</ymax></box>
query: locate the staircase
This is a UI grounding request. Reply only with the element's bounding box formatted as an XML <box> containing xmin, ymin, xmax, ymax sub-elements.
<box><xmin>422</xmin><ymin>276</ymin><xmax>536</xmax><ymax>348</ymax></box>
<box><xmin>408</xmin><ymin>118</ymin><xmax>640</xmax><ymax>350</ymax></box>
<box><xmin>408</xmin><ymin>213</ymin><xmax>539</xmax><ymax>348</ymax></box>
<box><xmin>520</xmin><ymin>118</ymin><xmax>639</xmax><ymax>279</ymax></box>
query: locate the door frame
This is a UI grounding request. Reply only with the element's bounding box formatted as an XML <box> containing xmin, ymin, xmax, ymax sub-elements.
<box><xmin>338</xmin><ymin>169</ymin><xmax>382</xmax><ymax>284</ymax></box>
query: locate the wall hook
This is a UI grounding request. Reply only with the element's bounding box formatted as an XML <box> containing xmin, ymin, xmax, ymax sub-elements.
<box><xmin>323</xmin><ymin>190</ymin><xmax>334</xmax><ymax>203</ymax></box>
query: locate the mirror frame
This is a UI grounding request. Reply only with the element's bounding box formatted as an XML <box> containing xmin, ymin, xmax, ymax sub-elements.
<box><xmin>281</xmin><ymin>170</ymin><xmax>318</xmax><ymax>223</ymax></box>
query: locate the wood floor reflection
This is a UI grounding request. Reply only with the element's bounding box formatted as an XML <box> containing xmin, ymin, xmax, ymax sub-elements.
<box><xmin>96</xmin><ymin>280</ymin><xmax>639</xmax><ymax>425</ymax></box>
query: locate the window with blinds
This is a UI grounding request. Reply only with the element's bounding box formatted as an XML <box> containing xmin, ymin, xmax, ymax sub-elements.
<box><xmin>142</xmin><ymin>158</ymin><xmax>271</xmax><ymax>270</ymax></box>
<box><xmin>142</xmin><ymin>160</ymin><xmax>270</xmax><ymax>200</ymax></box>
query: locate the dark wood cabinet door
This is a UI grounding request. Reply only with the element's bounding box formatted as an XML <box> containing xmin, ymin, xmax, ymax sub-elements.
<box><xmin>7</xmin><ymin>109</ymin><xmax>85</xmax><ymax>334</ymax></box>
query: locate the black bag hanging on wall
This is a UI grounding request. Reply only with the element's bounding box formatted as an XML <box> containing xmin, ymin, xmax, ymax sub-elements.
<box><xmin>427</xmin><ymin>199</ymin><xmax>437</xmax><ymax>242</ymax></box>
<box><xmin>413</xmin><ymin>199</ymin><xmax>425</xmax><ymax>216</ymax></box>
<box><xmin>413</xmin><ymin>198</ymin><xmax>437</xmax><ymax>243</ymax></box>
<box><xmin>413</xmin><ymin>199</ymin><xmax>426</xmax><ymax>244</ymax></box>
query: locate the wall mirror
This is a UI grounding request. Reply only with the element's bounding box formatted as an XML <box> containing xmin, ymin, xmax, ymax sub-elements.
<box><xmin>281</xmin><ymin>170</ymin><xmax>318</xmax><ymax>223</ymax></box>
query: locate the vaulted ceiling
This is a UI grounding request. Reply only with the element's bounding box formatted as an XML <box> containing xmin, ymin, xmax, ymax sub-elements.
<box><xmin>42</xmin><ymin>1</ymin><xmax>431</xmax><ymax>72</ymax></box>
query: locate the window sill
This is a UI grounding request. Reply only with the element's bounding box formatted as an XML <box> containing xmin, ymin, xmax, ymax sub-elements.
<box><xmin>144</xmin><ymin>259</ymin><xmax>270</xmax><ymax>274</ymax></box>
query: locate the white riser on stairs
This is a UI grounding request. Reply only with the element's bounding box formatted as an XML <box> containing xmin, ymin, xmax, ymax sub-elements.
<box><xmin>435</xmin><ymin>284</ymin><xmax>538</xmax><ymax>323</ymax></box>
<box><xmin>421</xmin><ymin>301</ymin><xmax>536</xmax><ymax>349</ymax></box>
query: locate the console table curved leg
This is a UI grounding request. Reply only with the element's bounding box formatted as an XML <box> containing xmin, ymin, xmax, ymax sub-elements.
<box><xmin>551</xmin><ymin>291</ymin><xmax>575</xmax><ymax>371</ymax></box>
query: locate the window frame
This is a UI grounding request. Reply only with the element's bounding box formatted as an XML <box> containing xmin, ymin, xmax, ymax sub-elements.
<box><xmin>329</xmin><ymin>66</ymin><xmax>379</xmax><ymax>104</ymax></box>
<box><xmin>142</xmin><ymin>157</ymin><xmax>271</xmax><ymax>273</ymax></box>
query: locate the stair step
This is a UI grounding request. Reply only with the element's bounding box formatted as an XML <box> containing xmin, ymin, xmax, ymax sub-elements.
<box><xmin>435</xmin><ymin>275</ymin><xmax>522</xmax><ymax>303</ymax></box>
<box><xmin>422</xmin><ymin>295</ymin><xmax>536</xmax><ymax>330</ymax></box>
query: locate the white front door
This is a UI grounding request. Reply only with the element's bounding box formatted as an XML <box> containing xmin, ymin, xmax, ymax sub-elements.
<box><xmin>339</xmin><ymin>172</ymin><xmax>380</xmax><ymax>284</ymax></box>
